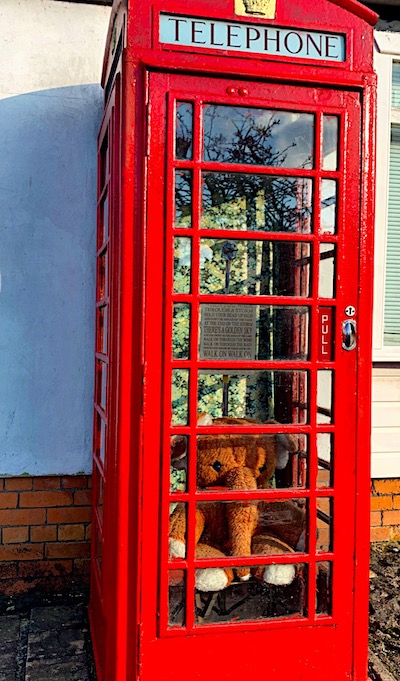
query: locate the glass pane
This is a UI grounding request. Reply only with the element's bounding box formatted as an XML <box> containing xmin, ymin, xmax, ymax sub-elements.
<box><xmin>96</xmin><ymin>360</ymin><xmax>107</xmax><ymax>410</ymax></box>
<box><xmin>194</xmin><ymin>499</ymin><xmax>307</xmax><ymax>554</ymax></box>
<box><xmin>316</xmin><ymin>561</ymin><xmax>332</xmax><ymax>616</ymax></box>
<box><xmin>100</xmin><ymin>418</ymin><xmax>106</xmax><ymax>463</ymax></box>
<box><xmin>317</xmin><ymin>433</ymin><xmax>333</xmax><ymax>488</ymax></box>
<box><xmin>275</xmin><ymin>433</ymin><xmax>308</xmax><ymax>489</ymax></box>
<box><xmin>319</xmin><ymin>244</ymin><xmax>336</xmax><ymax>298</ymax></box>
<box><xmin>97</xmin><ymin>474</ymin><xmax>104</xmax><ymax>523</ymax></box>
<box><xmin>317</xmin><ymin>370</ymin><xmax>333</xmax><ymax>424</ymax></box>
<box><xmin>174</xmin><ymin>237</ymin><xmax>191</xmax><ymax>293</ymax></box>
<box><xmin>197</xmin><ymin>370</ymin><xmax>308</xmax><ymax>424</ymax></box>
<box><xmin>317</xmin><ymin>497</ymin><xmax>333</xmax><ymax>552</ymax></box>
<box><xmin>321</xmin><ymin>180</ymin><xmax>337</xmax><ymax>234</ymax></box>
<box><xmin>259</xmin><ymin>499</ymin><xmax>308</xmax><ymax>551</ymax></box>
<box><xmin>95</xmin><ymin>522</ymin><xmax>102</xmax><ymax>575</ymax></box>
<box><xmin>195</xmin><ymin>564</ymin><xmax>307</xmax><ymax>624</ymax></box>
<box><xmin>202</xmin><ymin>173</ymin><xmax>313</xmax><ymax>233</ymax></box>
<box><xmin>169</xmin><ymin>570</ymin><xmax>186</xmax><ymax>627</ymax></box>
<box><xmin>322</xmin><ymin>116</ymin><xmax>339</xmax><ymax>171</ymax></box>
<box><xmin>203</xmin><ymin>105</ymin><xmax>314</xmax><ymax>168</ymax></box>
<box><xmin>171</xmin><ymin>435</ymin><xmax>188</xmax><ymax>492</ymax></box>
<box><xmin>176</xmin><ymin>102</ymin><xmax>193</xmax><ymax>159</ymax></box>
<box><xmin>199</xmin><ymin>304</ymin><xmax>310</xmax><ymax>361</ymax></box>
<box><xmin>99</xmin><ymin>252</ymin><xmax>108</xmax><ymax>300</ymax></box>
<box><xmin>200</xmin><ymin>239</ymin><xmax>312</xmax><ymax>297</ymax></box>
<box><xmin>175</xmin><ymin>170</ymin><xmax>192</xmax><ymax>229</ymax></box>
<box><xmin>196</xmin><ymin>564</ymin><xmax>308</xmax><ymax>622</ymax></box>
<box><xmin>172</xmin><ymin>369</ymin><xmax>189</xmax><ymax>425</ymax></box>
<box><xmin>100</xmin><ymin>135</ymin><xmax>109</xmax><ymax>188</ymax></box>
<box><xmin>196</xmin><ymin>431</ymin><xmax>304</xmax><ymax>491</ymax></box>
<box><xmin>99</xmin><ymin>194</ymin><xmax>109</xmax><ymax>247</ymax></box>
<box><xmin>169</xmin><ymin>502</ymin><xmax>187</xmax><ymax>558</ymax></box>
<box><xmin>98</xmin><ymin>306</ymin><xmax>108</xmax><ymax>354</ymax></box>
<box><xmin>173</xmin><ymin>303</ymin><xmax>190</xmax><ymax>359</ymax></box>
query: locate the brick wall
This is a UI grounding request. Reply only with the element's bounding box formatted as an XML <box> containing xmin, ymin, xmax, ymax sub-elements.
<box><xmin>0</xmin><ymin>473</ymin><xmax>397</xmax><ymax>598</ymax></box>
<box><xmin>0</xmin><ymin>475</ymin><xmax>91</xmax><ymax>598</ymax></box>
<box><xmin>371</xmin><ymin>479</ymin><xmax>400</xmax><ymax>542</ymax></box>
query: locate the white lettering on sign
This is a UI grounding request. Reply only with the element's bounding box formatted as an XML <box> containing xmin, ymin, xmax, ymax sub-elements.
<box><xmin>159</xmin><ymin>14</ymin><xmax>346</xmax><ymax>62</ymax></box>
<box><xmin>321</xmin><ymin>313</ymin><xmax>330</xmax><ymax>357</ymax></box>
<box><xmin>200</xmin><ymin>305</ymin><xmax>257</xmax><ymax>361</ymax></box>
<box><xmin>319</xmin><ymin>307</ymin><xmax>333</xmax><ymax>362</ymax></box>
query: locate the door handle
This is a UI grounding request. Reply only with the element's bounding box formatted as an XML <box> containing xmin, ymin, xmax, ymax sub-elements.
<box><xmin>342</xmin><ymin>320</ymin><xmax>356</xmax><ymax>351</ymax></box>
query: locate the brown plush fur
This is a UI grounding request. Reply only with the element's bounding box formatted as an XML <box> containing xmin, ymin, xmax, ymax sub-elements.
<box><xmin>169</xmin><ymin>416</ymin><xmax>304</xmax><ymax>587</ymax></box>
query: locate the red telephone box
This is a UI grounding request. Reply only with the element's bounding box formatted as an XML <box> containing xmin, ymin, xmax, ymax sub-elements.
<box><xmin>90</xmin><ymin>1</ymin><xmax>377</xmax><ymax>679</ymax></box>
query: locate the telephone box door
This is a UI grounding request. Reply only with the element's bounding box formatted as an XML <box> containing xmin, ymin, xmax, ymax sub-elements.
<box><xmin>140</xmin><ymin>72</ymin><xmax>362</xmax><ymax>681</ymax></box>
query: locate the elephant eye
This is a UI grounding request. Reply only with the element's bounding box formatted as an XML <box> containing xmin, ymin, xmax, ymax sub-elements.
<box><xmin>259</xmin><ymin>465</ymin><xmax>267</xmax><ymax>473</ymax></box>
<box><xmin>212</xmin><ymin>461</ymin><xmax>222</xmax><ymax>472</ymax></box>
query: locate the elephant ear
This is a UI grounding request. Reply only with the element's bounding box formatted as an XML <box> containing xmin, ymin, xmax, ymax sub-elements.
<box><xmin>197</xmin><ymin>413</ymin><xmax>213</xmax><ymax>426</ymax></box>
<box><xmin>275</xmin><ymin>433</ymin><xmax>298</xmax><ymax>470</ymax></box>
<box><xmin>265</xmin><ymin>420</ymin><xmax>298</xmax><ymax>470</ymax></box>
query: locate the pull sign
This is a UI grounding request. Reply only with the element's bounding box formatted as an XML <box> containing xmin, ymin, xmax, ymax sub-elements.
<box><xmin>319</xmin><ymin>308</ymin><xmax>333</xmax><ymax>361</ymax></box>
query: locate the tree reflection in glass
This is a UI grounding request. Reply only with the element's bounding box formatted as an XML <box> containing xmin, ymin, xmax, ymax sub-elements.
<box><xmin>201</xmin><ymin>173</ymin><xmax>312</xmax><ymax>233</ymax></box>
<box><xmin>203</xmin><ymin>105</ymin><xmax>314</xmax><ymax>168</ymax></box>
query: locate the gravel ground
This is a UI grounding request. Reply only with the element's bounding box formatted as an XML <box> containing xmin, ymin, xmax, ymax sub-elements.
<box><xmin>369</xmin><ymin>542</ymin><xmax>400</xmax><ymax>680</ymax></box>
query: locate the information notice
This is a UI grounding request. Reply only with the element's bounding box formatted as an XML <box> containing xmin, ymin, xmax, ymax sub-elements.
<box><xmin>200</xmin><ymin>305</ymin><xmax>257</xmax><ymax>361</ymax></box>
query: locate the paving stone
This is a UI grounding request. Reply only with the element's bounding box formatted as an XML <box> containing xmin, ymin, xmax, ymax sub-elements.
<box><xmin>26</xmin><ymin>606</ymin><xmax>89</xmax><ymax>680</ymax></box>
<box><xmin>27</xmin><ymin>605</ymin><xmax>86</xmax><ymax>661</ymax></box>
<box><xmin>25</xmin><ymin>656</ymin><xmax>89</xmax><ymax>681</ymax></box>
<box><xmin>0</xmin><ymin>616</ymin><xmax>20</xmax><ymax>681</ymax></box>
<box><xmin>27</xmin><ymin>626</ymin><xmax>85</xmax><ymax>660</ymax></box>
<box><xmin>29</xmin><ymin>605</ymin><xmax>85</xmax><ymax>634</ymax></box>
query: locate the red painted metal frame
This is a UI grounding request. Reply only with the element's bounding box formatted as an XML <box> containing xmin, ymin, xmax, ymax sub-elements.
<box><xmin>92</xmin><ymin>1</ymin><xmax>377</xmax><ymax>679</ymax></box>
<box><xmin>140</xmin><ymin>74</ymin><xmax>360</xmax><ymax>679</ymax></box>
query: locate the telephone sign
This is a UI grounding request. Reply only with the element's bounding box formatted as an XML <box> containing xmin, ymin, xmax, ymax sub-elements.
<box><xmin>159</xmin><ymin>14</ymin><xmax>346</xmax><ymax>62</ymax></box>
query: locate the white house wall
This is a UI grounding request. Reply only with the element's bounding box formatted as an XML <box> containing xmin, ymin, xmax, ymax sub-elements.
<box><xmin>371</xmin><ymin>367</ymin><xmax>400</xmax><ymax>478</ymax></box>
<box><xmin>0</xmin><ymin>2</ymin><xmax>397</xmax><ymax>481</ymax></box>
<box><xmin>0</xmin><ymin>0</ymin><xmax>111</xmax><ymax>475</ymax></box>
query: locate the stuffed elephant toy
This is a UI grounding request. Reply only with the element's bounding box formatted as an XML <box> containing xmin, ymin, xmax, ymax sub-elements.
<box><xmin>169</xmin><ymin>416</ymin><xmax>305</xmax><ymax>591</ymax></box>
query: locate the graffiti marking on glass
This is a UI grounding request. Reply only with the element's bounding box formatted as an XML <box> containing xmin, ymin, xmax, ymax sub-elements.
<box><xmin>200</xmin><ymin>304</ymin><xmax>256</xmax><ymax>360</ymax></box>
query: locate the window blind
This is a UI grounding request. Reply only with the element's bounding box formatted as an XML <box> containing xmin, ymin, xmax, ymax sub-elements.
<box><xmin>392</xmin><ymin>62</ymin><xmax>400</xmax><ymax>109</ymax></box>
<box><xmin>384</xmin><ymin>125</ymin><xmax>400</xmax><ymax>345</ymax></box>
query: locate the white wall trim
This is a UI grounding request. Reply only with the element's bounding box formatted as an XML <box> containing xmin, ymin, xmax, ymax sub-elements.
<box><xmin>371</xmin><ymin>452</ymin><xmax>400</xmax><ymax>479</ymax></box>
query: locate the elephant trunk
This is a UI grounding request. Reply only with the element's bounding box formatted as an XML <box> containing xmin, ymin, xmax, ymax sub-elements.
<box><xmin>225</xmin><ymin>467</ymin><xmax>259</xmax><ymax>580</ymax></box>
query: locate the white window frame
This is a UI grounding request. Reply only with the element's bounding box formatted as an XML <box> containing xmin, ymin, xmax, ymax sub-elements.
<box><xmin>373</xmin><ymin>31</ymin><xmax>400</xmax><ymax>360</ymax></box>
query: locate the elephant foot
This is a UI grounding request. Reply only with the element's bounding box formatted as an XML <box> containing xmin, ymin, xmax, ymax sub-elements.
<box><xmin>195</xmin><ymin>543</ymin><xmax>234</xmax><ymax>591</ymax></box>
<box><xmin>169</xmin><ymin>538</ymin><xmax>186</xmax><ymax>558</ymax></box>
<box><xmin>236</xmin><ymin>567</ymin><xmax>251</xmax><ymax>581</ymax></box>
<box><xmin>252</xmin><ymin>534</ymin><xmax>297</xmax><ymax>585</ymax></box>
<box><xmin>196</xmin><ymin>568</ymin><xmax>230</xmax><ymax>592</ymax></box>
<box><xmin>262</xmin><ymin>563</ymin><xmax>296</xmax><ymax>586</ymax></box>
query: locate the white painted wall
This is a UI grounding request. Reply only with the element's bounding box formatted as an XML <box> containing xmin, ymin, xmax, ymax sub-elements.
<box><xmin>372</xmin><ymin>368</ymin><xmax>400</xmax><ymax>478</ymax></box>
<box><xmin>372</xmin><ymin>27</ymin><xmax>400</xmax><ymax>478</ymax></box>
<box><xmin>0</xmin><ymin>0</ymin><xmax>111</xmax><ymax>475</ymax></box>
